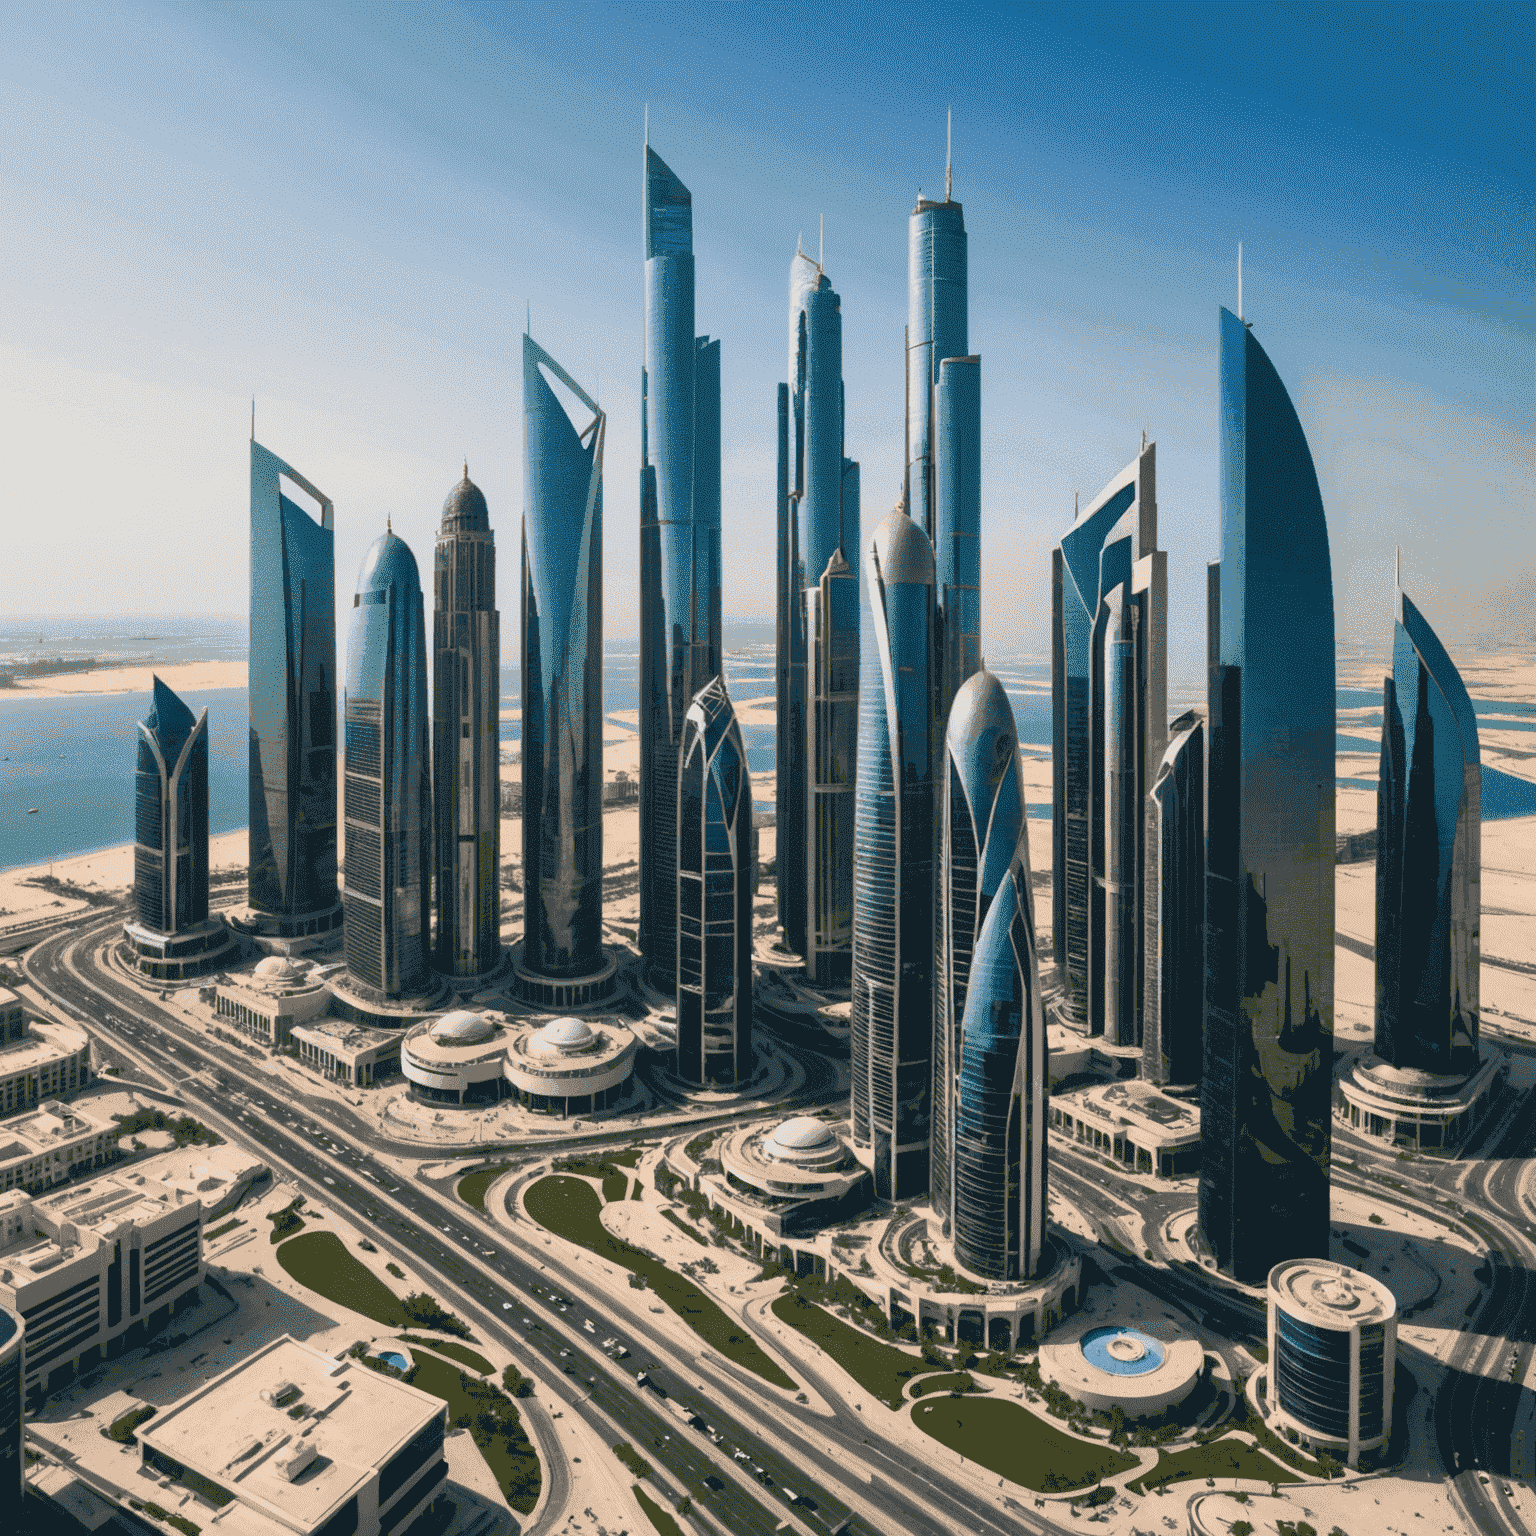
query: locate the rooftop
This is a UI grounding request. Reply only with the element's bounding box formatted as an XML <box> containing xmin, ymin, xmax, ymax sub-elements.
<box><xmin>0</xmin><ymin>1100</ymin><xmax>114</xmax><ymax>1160</ymax></box>
<box><xmin>1269</xmin><ymin>1258</ymin><xmax>1397</xmax><ymax>1327</ymax></box>
<box><xmin>0</xmin><ymin>1014</ymin><xmax>90</xmax><ymax>1075</ymax></box>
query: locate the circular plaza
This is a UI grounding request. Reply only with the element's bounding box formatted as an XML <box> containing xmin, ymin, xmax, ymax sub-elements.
<box><xmin>1038</xmin><ymin>1317</ymin><xmax>1204</xmax><ymax>1414</ymax></box>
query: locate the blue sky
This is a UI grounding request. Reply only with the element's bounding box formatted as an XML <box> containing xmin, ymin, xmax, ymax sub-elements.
<box><xmin>2</xmin><ymin>0</ymin><xmax>1530</xmax><ymax>687</ymax></box>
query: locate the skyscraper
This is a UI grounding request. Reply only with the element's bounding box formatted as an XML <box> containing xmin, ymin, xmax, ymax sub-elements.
<box><xmin>432</xmin><ymin>468</ymin><xmax>500</xmax><ymax>982</ymax></box>
<box><xmin>933</xmin><ymin>670</ymin><xmax>1028</xmax><ymax>1235</ymax></box>
<box><xmin>519</xmin><ymin>335</ymin><xmax>609</xmax><ymax>999</ymax></box>
<box><xmin>639</xmin><ymin>143</ymin><xmax>722</xmax><ymax>992</ymax></box>
<box><xmin>342</xmin><ymin>531</ymin><xmax>432</xmax><ymax>1000</ymax></box>
<box><xmin>1201</xmin><ymin>308</ymin><xmax>1335</xmax><ymax>1284</ymax></box>
<box><xmin>851</xmin><ymin>506</ymin><xmax>937</xmax><ymax>1200</ymax></box>
<box><xmin>775</xmin><ymin>379</ymin><xmax>804</xmax><ymax>951</ymax></box>
<box><xmin>1142</xmin><ymin>710</ymin><xmax>1204</xmax><ymax>1086</ymax></box>
<box><xmin>133</xmin><ymin>677</ymin><xmax>209</xmax><ymax>937</ymax></box>
<box><xmin>934</xmin><ymin>353</ymin><xmax>982</xmax><ymax>722</ymax></box>
<box><xmin>953</xmin><ymin>840</ymin><xmax>1048</xmax><ymax>1282</ymax></box>
<box><xmin>677</xmin><ymin>675</ymin><xmax>754</xmax><ymax>1086</ymax></box>
<box><xmin>1375</xmin><ymin>586</ymin><xmax>1480</xmax><ymax>1076</ymax></box>
<box><xmin>246</xmin><ymin>441</ymin><xmax>341</xmax><ymax>939</ymax></box>
<box><xmin>1049</xmin><ymin>442</ymin><xmax>1165</xmax><ymax>1039</ymax></box>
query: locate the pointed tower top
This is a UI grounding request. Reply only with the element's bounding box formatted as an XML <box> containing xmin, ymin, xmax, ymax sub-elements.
<box><xmin>250</xmin><ymin>397</ymin><xmax>255</xmax><ymax>441</ymax></box>
<box><xmin>463</xmin><ymin>459</ymin><xmax>469</xmax><ymax>482</ymax></box>
<box><xmin>818</xmin><ymin>213</ymin><xmax>824</xmax><ymax>271</ymax></box>
<box><xmin>946</xmin><ymin>106</ymin><xmax>953</xmax><ymax>201</ymax></box>
<box><xmin>1238</xmin><ymin>241</ymin><xmax>1244</xmax><ymax>321</ymax></box>
<box><xmin>1395</xmin><ymin>545</ymin><xmax>1401</xmax><ymax>590</ymax></box>
<box><xmin>644</xmin><ymin>102</ymin><xmax>648</xmax><ymax>147</ymax></box>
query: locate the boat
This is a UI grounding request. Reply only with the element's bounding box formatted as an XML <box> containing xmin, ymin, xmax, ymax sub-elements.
<box><xmin>27</xmin><ymin>807</ymin><xmax>39</xmax><ymax>814</ymax></box>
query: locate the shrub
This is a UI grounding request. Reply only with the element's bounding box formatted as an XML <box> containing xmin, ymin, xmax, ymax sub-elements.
<box><xmin>401</xmin><ymin>1292</ymin><xmax>473</xmax><ymax>1339</ymax></box>
<box><xmin>502</xmin><ymin>1365</ymin><xmax>534</xmax><ymax>1399</ymax></box>
<box><xmin>1233</xmin><ymin>1523</ymin><xmax>1254</xmax><ymax>1536</ymax></box>
<box><xmin>613</xmin><ymin>1441</ymin><xmax>653</xmax><ymax>1477</ymax></box>
<box><xmin>386</xmin><ymin>1262</ymin><xmax>405</xmax><ymax>1279</ymax></box>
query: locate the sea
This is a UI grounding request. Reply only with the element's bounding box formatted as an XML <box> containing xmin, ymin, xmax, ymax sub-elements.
<box><xmin>2</xmin><ymin>619</ymin><xmax>1533</xmax><ymax>873</ymax></box>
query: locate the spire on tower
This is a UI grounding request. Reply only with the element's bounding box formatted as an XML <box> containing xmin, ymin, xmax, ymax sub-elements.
<box><xmin>946</xmin><ymin>106</ymin><xmax>952</xmax><ymax>201</ymax></box>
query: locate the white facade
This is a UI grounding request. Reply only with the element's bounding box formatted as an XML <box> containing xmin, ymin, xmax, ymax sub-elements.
<box><xmin>0</xmin><ymin>1101</ymin><xmax>119</xmax><ymax>1195</ymax></box>
<box><xmin>0</xmin><ymin>1001</ymin><xmax>92</xmax><ymax>1118</ymax></box>
<box><xmin>211</xmin><ymin>957</ymin><xmax>331</xmax><ymax>1047</ymax></box>
<box><xmin>290</xmin><ymin>1018</ymin><xmax>401</xmax><ymax>1088</ymax></box>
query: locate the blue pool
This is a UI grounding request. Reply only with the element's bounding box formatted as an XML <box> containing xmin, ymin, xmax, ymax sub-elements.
<box><xmin>377</xmin><ymin>1350</ymin><xmax>409</xmax><ymax>1371</ymax></box>
<box><xmin>1080</xmin><ymin>1325</ymin><xmax>1166</xmax><ymax>1377</ymax></box>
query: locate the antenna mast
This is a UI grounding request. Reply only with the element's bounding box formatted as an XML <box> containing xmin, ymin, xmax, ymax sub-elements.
<box><xmin>1238</xmin><ymin>242</ymin><xmax>1243</xmax><ymax>321</ymax></box>
<box><xmin>946</xmin><ymin>106</ymin><xmax>952</xmax><ymax>200</ymax></box>
<box><xmin>819</xmin><ymin>213</ymin><xmax>824</xmax><ymax>271</ymax></box>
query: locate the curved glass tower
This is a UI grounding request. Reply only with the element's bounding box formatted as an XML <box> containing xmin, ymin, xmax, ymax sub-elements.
<box><xmin>1201</xmin><ymin>308</ymin><xmax>1335</xmax><ymax>1284</ymax></box>
<box><xmin>677</xmin><ymin>675</ymin><xmax>754</xmax><ymax>1086</ymax></box>
<box><xmin>1376</xmin><ymin>587</ymin><xmax>1480</xmax><ymax>1076</ymax></box>
<box><xmin>851</xmin><ymin>506</ymin><xmax>937</xmax><ymax>1200</ymax></box>
<box><xmin>1049</xmin><ymin>442</ymin><xmax>1163</xmax><ymax>1037</ymax></box>
<box><xmin>933</xmin><ymin>669</ymin><xmax>1027</xmax><ymax>1234</ymax></box>
<box><xmin>343</xmin><ymin>531</ymin><xmax>431</xmax><ymax>998</ymax></box>
<box><xmin>1143</xmin><ymin>710</ymin><xmax>1204</xmax><ymax>1086</ymax></box>
<box><xmin>775</xmin><ymin>378</ymin><xmax>804</xmax><ymax>951</ymax></box>
<box><xmin>934</xmin><ymin>353</ymin><xmax>982</xmax><ymax>722</ymax></box>
<box><xmin>953</xmin><ymin>840</ymin><xmax>1048</xmax><ymax>1281</ymax></box>
<box><xmin>247</xmin><ymin>440</ymin><xmax>340</xmax><ymax>933</ymax></box>
<box><xmin>522</xmin><ymin>335</ymin><xmax>606</xmax><ymax>983</ymax></box>
<box><xmin>639</xmin><ymin>143</ymin><xmax>722</xmax><ymax>990</ymax></box>
<box><xmin>134</xmin><ymin>677</ymin><xmax>209</xmax><ymax>935</ymax></box>
<box><xmin>432</xmin><ymin>469</ymin><xmax>500</xmax><ymax>980</ymax></box>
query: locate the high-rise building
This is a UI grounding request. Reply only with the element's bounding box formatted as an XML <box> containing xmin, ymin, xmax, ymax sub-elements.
<box><xmin>933</xmin><ymin>670</ymin><xmax>1027</xmax><ymax>1235</ymax></box>
<box><xmin>954</xmin><ymin>839</ymin><xmax>1048</xmax><ymax>1282</ymax></box>
<box><xmin>676</xmin><ymin>676</ymin><xmax>754</xmax><ymax>1086</ymax></box>
<box><xmin>432</xmin><ymin>468</ymin><xmax>500</xmax><ymax>982</ymax></box>
<box><xmin>1142</xmin><ymin>710</ymin><xmax>1204</xmax><ymax>1086</ymax></box>
<box><xmin>341</xmin><ymin>531</ymin><xmax>432</xmax><ymax>1001</ymax></box>
<box><xmin>0</xmin><ymin>1304</ymin><xmax>21</xmax><ymax>1503</ymax></box>
<box><xmin>519</xmin><ymin>335</ymin><xmax>611</xmax><ymax>1001</ymax></box>
<box><xmin>1049</xmin><ymin>442</ymin><xmax>1165</xmax><ymax>1039</ymax></box>
<box><xmin>775</xmin><ymin>379</ymin><xmax>804</xmax><ymax>951</ymax></box>
<box><xmin>639</xmin><ymin>143</ymin><xmax>722</xmax><ymax>992</ymax></box>
<box><xmin>1375</xmin><ymin>586</ymin><xmax>1480</xmax><ymax>1076</ymax></box>
<box><xmin>245</xmin><ymin>440</ymin><xmax>342</xmax><ymax>940</ymax></box>
<box><xmin>1201</xmin><ymin>308</ymin><xmax>1334</xmax><ymax>1284</ymax></box>
<box><xmin>934</xmin><ymin>353</ymin><xmax>982</xmax><ymax>722</ymax></box>
<box><xmin>851</xmin><ymin>506</ymin><xmax>937</xmax><ymax>1200</ymax></box>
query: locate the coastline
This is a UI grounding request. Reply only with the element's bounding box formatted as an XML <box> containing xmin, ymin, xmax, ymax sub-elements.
<box><xmin>0</xmin><ymin>660</ymin><xmax>247</xmax><ymax>699</ymax></box>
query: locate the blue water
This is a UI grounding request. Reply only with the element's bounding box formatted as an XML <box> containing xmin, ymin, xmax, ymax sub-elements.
<box><xmin>1338</xmin><ymin>734</ymin><xmax>1381</xmax><ymax>754</ymax></box>
<box><xmin>377</xmin><ymin>1351</ymin><xmax>409</xmax><ymax>1371</ymax></box>
<box><xmin>1336</xmin><ymin>765</ymin><xmax>1536</xmax><ymax>822</ymax></box>
<box><xmin>1080</xmin><ymin>1325</ymin><xmax>1166</xmax><ymax>1377</ymax></box>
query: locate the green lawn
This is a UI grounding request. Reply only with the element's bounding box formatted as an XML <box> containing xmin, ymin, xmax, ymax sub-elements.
<box><xmin>275</xmin><ymin>1232</ymin><xmax>406</xmax><ymax>1327</ymax></box>
<box><xmin>661</xmin><ymin>1209</ymin><xmax>709</xmax><ymax>1246</ymax></box>
<box><xmin>267</xmin><ymin>1199</ymin><xmax>306</xmax><ymax>1244</ymax></box>
<box><xmin>910</xmin><ymin>1371</ymin><xmax>979</xmax><ymax>1398</ymax></box>
<box><xmin>102</xmin><ymin>1405</ymin><xmax>156</xmax><ymax>1444</ymax></box>
<box><xmin>524</xmin><ymin>1175</ymin><xmax>796</xmax><ymax>1391</ymax></box>
<box><xmin>407</xmin><ymin>1351</ymin><xmax>540</xmax><ymax>1513</ymax></box>
<box><xmin>456</xmin><ymin>1163</ymin><xmax>510</xmax><ymax>1214</ymax></box>
<box><xmin>613</xmin><ymin>1442</ymin><xmax>653</xmax><ymax>1477</ymax></box>
<box><xmin>633</xmin><ymin>1483</ymin><xmax>684</xmax><ymax>1536</ymax></box>
<box><xmin>1129</xmin><ymin>1436</ymin><xmax>1301</xmax><ymax>1493</ymax></box>
<box><xmin>912</xmin><ymin>1397</ymin><xmax>1139</xmax><ymax>1491</ymax></box>
<box><xmin>769</xmin><ymin>1292</ymin><xmax>924</xmax><ymax>1409</ymax></box>
<box><xmin>607</xmin><ymin>1146</ymin><xmax>646</xmax><ymax>1168</ymax></box>
<box><xmin>602</xmin><ymin>1170</ymin><xmax>630</xmax><ymax>1204</ymax></box>
<box><xmin>398</xmin><ymin>1335</ymin><xmax>493</xmax><ymax>1375</ymax></box>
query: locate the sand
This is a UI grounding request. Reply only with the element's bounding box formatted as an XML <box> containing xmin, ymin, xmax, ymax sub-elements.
<box><xmin>4</xmin><ymin>660</ymin><xmax>247</xmax><ymax>698</ymax></box>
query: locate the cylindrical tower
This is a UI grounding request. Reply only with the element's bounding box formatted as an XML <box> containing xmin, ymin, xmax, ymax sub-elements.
<box><xmin>934</xmin><ymin>353</ymin><xmax>982</xmax><ymax>724</ymax></box>
<box><xmin>133</xmin><ymin>677</ymin><xmax>209</xmax><ymax>935</ymax></box>
<box><xmin>905</xmin><ymin>195</ymin><xmax>967</xmax><ymax>542</ymax></box>
<box><xmin>0</xmin><ymin>1304</ymin><xmax>22</xmax><ymax>1503</ymax></box>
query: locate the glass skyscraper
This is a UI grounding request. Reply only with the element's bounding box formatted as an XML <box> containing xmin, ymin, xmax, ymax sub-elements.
<box><xmin>933</xmin><ymin>669</ymin><xmax>1027</xmax><ymax>1235</ymax></box>
<box><xmin>639</xmin><ymin>143</ymin><xmax>722</xmax><ymax>992</ymax></box>
<box><xmin>851</xmin><ymin>506</ymin><xmax>937</xmax><ymax>1200</ymax></box>
<box><xmin>342</xmin><ymin>531</ymin><xmax>432</xmax><ymax>998</ymax></box>
<box><xmin>247</xmin><ymin>440</ymin><xmax>341</xmax><ymax>935</ymax></box>
<box><xmin>1143</xmin><ymin>710</ymin><xmax>1204</xmax><ymax>1087</ymax></box>
<box><xmin>1201</xmin><ymin>308</ymin><xmax>1335</xmax><ymax>1284</ymax></box>
<box><xmin>1375</xmin><ymin>587</ymin><xmax>1480</xmax><ymax>1077</ymax></box>
<box><xmin>1049</xmin><ymin>442</ymin><xmax>1165</xmax><ymax>1040</ymax></box>
<box><xmin>775</xmin><ymin>379</ymin><xmax>804</xmax><ymax>953</ymax></box>
<box><xmin>677</xmin><ymin>675</ymin><xmax>754</xmax><ymax>1086</ymax></box>
<box><xmin>432</xmin><ymin>468</ymin><xmax>500</xmax><ymax>981</ymax></box>
<box><xmin>521</xmin><ymin>335</ymin><xmax>607</xmax><ymax>986</ymax></box>
<box><xmin>133</xmin><ymin>677</ymin><xmax>209</xmax><ymax>935</ymax></box>
<box><xmin>934</xmin><ymin>353</ymin><xmax>982</xmax><ymax>723</ymax></box>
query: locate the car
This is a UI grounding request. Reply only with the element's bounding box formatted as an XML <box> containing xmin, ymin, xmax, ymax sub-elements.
<box><xmin>583</xmin><ymin>1320</ymin><xmax>596</xmax><ymax>1334</ymax></box>
<box><xmin>323</xmin><ymin>1177</ymin><xmax>335</xmax><ymax>1186</ymax></box>
<box><xmin>523</xmin><ymin>1318</ymin><xmax>535</xmax><ymax>1328</ymax></box>
<box><xmin>733</xmin><ymin>1450</ymin><xmax>750</xmax><ymax>1461</ymax></box>
<box><xmin>502</xmin><ymin>1302</ymin><xmax>514</xmax><ymax>1310</ymax></box>
<box><xmin>559</xmin><ymin>1349</ymin><xmax>570</xmax><ymax>1358</ymax></box>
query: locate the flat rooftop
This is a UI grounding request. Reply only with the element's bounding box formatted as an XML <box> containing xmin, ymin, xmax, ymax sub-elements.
<box><xmin>291</xmin><ymin>1018</ymin><xmax>400</xmax><ymax>1051</ymax></box>
<box><xmin>140</xmin><ymin>1335</ymin><xmax>445</xmax><ymax>1531</ymax></box>
<box><xmin>35</xmin><ymin>1171</ymin><xmax>193</xmax><ymax>1234</ymax></box>
<box><xmin>0</xmin><ymin>1101</ymin><xmax>114</xmax><ymax>1160</ymax></box>
<box><xmin>0</xmin><ymin>1015</ymin><xmax>90</xmax><ymax>1074</ymax></box>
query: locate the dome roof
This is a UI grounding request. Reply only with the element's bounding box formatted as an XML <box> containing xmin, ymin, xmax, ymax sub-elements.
<box><xmin>355</xmin><ymin>530</ymin><xmax>422</xmax><ymax>597</ymax></box>
<box><xmin>534</xmin><ymin>1016</ymin><xmax>596</xmax><ymax>1054</ymax></box>
<box><xmin>430</xmin><ymin>1009</ymin><xmax>495</xmax><ymax>1045</ymax></box>
<box><xmin>441</xmin><ymin>469</ymin><xmax>490</xmax><ymax>533</ymax></box>
<box><xmin>765</xmin><ymin>1116</ymin><xmax>836</xmax><ymax>1157</ymax></box>
<box><xmin>870</xmin><ymin>506</ymin><xmax>934</xmax><ymax>587</ymax></box>
<box><xmin>254</xmin><ymin>956</ymin><xmax>301</xmax><ymax>981</ymax></box>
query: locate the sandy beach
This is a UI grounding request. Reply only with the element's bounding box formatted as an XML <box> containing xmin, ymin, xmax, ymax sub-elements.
<box><xmin>2</xmin><ymin>660</ymin><xmax>248</xmax><ymax>698</ymax></box>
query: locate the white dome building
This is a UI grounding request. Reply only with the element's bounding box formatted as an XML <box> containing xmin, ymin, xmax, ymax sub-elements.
<box><xmin>716</xmin><ymin>1115</ymin><xmax>869</xmax><ymax>1234</ymax></box>
<box><xmin>401</xmin><ymin>1011</ymin><xmax>511</xmax><ymax>1106</ymax></box>
<box><xmin>503</xmin><ymin>1016</ymin><xmax>637</xmax><ymax>1116</ymax></box>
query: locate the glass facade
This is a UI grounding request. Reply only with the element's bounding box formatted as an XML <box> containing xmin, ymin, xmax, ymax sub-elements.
<box><xmin>432</xmin><ymin>469</ymin><xmax>500</xmax><ymax>979</ymax></box>
<box><xmin>677</xmin><ymin>675</ymin><xmax>754</xmax><ymax>1086</ymax></box>
<box><xmin>522</xmin><ymin>335</ymin><xmax>606</xmax><ymax>981</ymax></box>
<box><xmin>933</xmin><ymin>670</ymin><xmax>1027</xmax><ymax>1235</ymax></box>
<box><xmin>1142</xmin><ymin>711</ymin><xmax>1204</xmax><ymax>1086</ymax></box>
<box><xmin>775</xmin><ymin>380</ymin><xmax>805</xmax><ymax>951</ymax></box>
<box><xmin>639</xmin><ymin>145</ymin><xmax>722</xmax><ymax>991</ymax></box>
<box><xmin>1</xmin><ymin>1306</ymin><xmax>20</xmax><ymax>1503</ymax></box>
<box><xmin>1274</xmin><ymin>1310</ymin><xmax>1352</xmax><ymax>1441</ymax></box>
<box><xmin>134</xmin><ymin>677</ymin><xmax>209</xmax><ymax>935</ymax></box>
<box><xmin>343</xmin><ymin>531</ymin><xmax>431</xmax><ymax>997</ymax></box>
<box><xmin>953</xmin><ymin>845</ymin><xmax>1048</xmax><ymax>1280</ymax></box>
<box><xmin>248</xmin><ymin>441</ymin><xmax>339</xmax><ymax>923</ymax></box>
<box><xmin>1201</xmin><ymin>309</ymin><xmax>1335</xmax><ymax>1284</ymax></box>
<box><xmin>934</xmin><ymin>354</ymin><xmax>982</xmax><ymax>724</ymax></box>
<box><xmin>905</xmin><ymin>196</ymin><xmax>967</xmax><ymax>543</ymax></box>
<box><xmin>851</xmin><ymin>507</ymin><xmax>937</xmax><ymax>1200</ymax></box>
<box><xmin>1049</xmin><ymin>444</ymin><xmax>1163</xmax><ymax>1038</ymax></box>
<box><xmin>1375</xmin><ymin>588</ymin><xmax>1480</xmax><ymax>1077</ymax></box>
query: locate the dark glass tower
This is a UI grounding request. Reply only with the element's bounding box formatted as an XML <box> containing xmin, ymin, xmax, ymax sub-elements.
<box><xmin>247</xmin><ymin>441</ymin><xmax>340</xmax><ymax>932</ymax></box>
<box><xmin>1143</xmin><ymin>710</ymin><xmax>1204</xmax><ymax>1086</ymax></box>
<box><xmin>639</xmin><ymin>143</ymin><xmax>722</xmax><ymax>991</ymax></box>
<box><xmin>133</xmin><ymin>677</ymin><xmax>209</xmax><ymax>935</ymax></box>
<box><xmin>1375</xmin><ymin>587</ymin><xmax>1480</xmax><ymax>1076</ymax></box>
<box><xmin>677</xmin><ymin>675</ymin><xmax>754</xmax><ymax>1086</ymax></box>
<box><xmin>432</xmin><ymin>468</ymin><xmax>500</xmax><ymax>980</ymax></box>
<box><xmin>522</xmin><ymin>335</ymin><xmax>606</xmax><ymax>983</ymax></box>
<box><xmin>343</xmin><ymin>531</ymin><xmax>431</xmax><ymax>997</ymax></box>
<box><xmin>934</xmin><ymin>353</ymin><xmax>982</xmax><ymax>724</ymax></box>
<box><xmin>933</xmin><ymin>669</ymin><xmax>1027</xmax><ymax>1235</ymax></box>
<box><xmin>1049</xmin><ymin>443</ymin><xmax>1164</xmax><ymax>1038</ymax></box>
<box><xmin>851</xmin><ymin>506</ymin><xmax>937</xmax><ymax>1200</ymax></box>
<box><xmin>954</xmin><ymin>841</ymin><xmax>1048</xmax><ymax>1281</ymax></box>
<box><xmin>1201</xmin><ymin>308</ymin><xmax>1335</xmax><ymax>1284</ymax></box>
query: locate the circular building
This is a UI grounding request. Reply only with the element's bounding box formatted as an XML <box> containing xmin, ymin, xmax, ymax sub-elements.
<box><xmin>1</xmin><ymin>1303</ymin><xmax>22</xmax><ymax>1500</ymax></box>
<box><xmin>717</xmin><ymin>1117</ymin><xmax>870</xmax><ymax>1234</ymax></box>
<box><xmin>401</xmin><ymin>1011</ymin><xmax>512</xmax><ymax>1106</ymax></box>
<box><xmin>1038</xmin><ymin>1318</ymin><xmax>1204</xmax><ymax>1416</ymax></box>
<box><xmin>1267</xmin><ymin>1259</ymin><xmax>1397</xmax><ymax>1467</ymax></box>
<box><xmin>503</xmin><ymin>1016</ymin><xmax>636</xmax><ymax>1116</ymax></box>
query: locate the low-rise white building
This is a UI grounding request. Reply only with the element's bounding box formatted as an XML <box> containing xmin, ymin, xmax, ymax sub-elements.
<box><xmin>138</xmin><ymin>1335</ymin><xmax>450</xmax><ymax>1536</ymax></box>
<box><xmin>712</xmin><ymin>1116</ymin><xmax>871</xmax><ymax>1238</ymax></box>
<box><xmin>0</xmin><ymin>995</ymin><xmax>91</xmax><ymax>1117</ymax></box>
<box><xmin>210</xmin><ymin>957</ymin><xmax>332</xmax><ymax>1048</ymax></box>
<box><xmin>0</xmin><ymin>1174</ymin><xmax>203</xmax><ymax>1402</ymax></box>
<box><xmin>502</xmin><ymin>1016</ymin><xmax>636</xmax><ymax>1116</ymax></box>
<box><xmin>0</xmin><ymin>1101</ymin><xmax>119</xmax><ymax>1195</ymax></box>
<box><xmin>401</xmin><ymin>1010</ymin><xmax>513</xmax><ymax>1106</ymax></box>
<box><xmin>1335</xmin><ymin>1051</ymin><xmax>1506</xmax><ymax>1152</ymax></box>
<box><xmin>290</xmin><ymin>1018</ymin><xmax>402</xmax><ymax>1088</ymax></box>
<box><xmin>1050</xmin><ymin>1079</ymin><xmax>1201</xmax><ymax>1178</ymax></box>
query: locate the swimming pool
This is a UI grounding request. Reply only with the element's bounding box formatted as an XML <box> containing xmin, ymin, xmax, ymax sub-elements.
<box><xmin>1079</xmin><ymin>1325</ymin><xmax>1166</xmax><ymax>1377</ymax></box>
<box><xmin>377</xmin><ymin>1350</ymin><xmax>410</xmax><ymax>1372</ymax></box>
